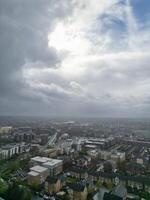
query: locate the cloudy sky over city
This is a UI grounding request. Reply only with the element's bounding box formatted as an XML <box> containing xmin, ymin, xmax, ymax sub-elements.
<box><xmin>0</xmin><ymin>0</ymin><xmax>150</xmax><ymax>117</ymax></box>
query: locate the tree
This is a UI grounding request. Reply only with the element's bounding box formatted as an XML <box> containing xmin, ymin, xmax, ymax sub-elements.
<box><xmin>96</xmin><ymin>180</ymin><xmax>101</xmax><ymax>189</ymax></box>
<box><xmin>30</xmin><ymin>182</ymin><xmax>41</xmax><ymax>192</ymax></box>
<box><xmin>0</xmin><ymin>178</ymin><xmax>8</xmax><ymax>198</ymax></box>
<box><xmin>9</xmin><ymin>160</ymin><xmax>20</xmax><ymax>172</ymax></box>
<box><xmin>8</xmin><ymin>184</ymin><xmax>32</xmax><ymax>200</ymax></box>
<box><xmin>103</xmin><ymin>161</ymin><xmax>113</xmax><ymax>173</ymax></box>
<box><xmin>140</xmin><ymin>191</ymin><xmax>150</xmax><ymax>199</ymax></box>
<box><xmin>117</xmin><ymin>160</ymin><xmax>127</xmax><ymax>172</ymax></box>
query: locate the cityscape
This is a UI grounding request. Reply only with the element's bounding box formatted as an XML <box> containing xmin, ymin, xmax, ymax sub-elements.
<box><xmin>0</xmin><ymin>117</ymin><xmax>150</xmax><ymax>199</ymax></box>
<box><xmin>0</xmin><ymin>0</ymin><xmax>150</xmax><ymax>200</ymax></box>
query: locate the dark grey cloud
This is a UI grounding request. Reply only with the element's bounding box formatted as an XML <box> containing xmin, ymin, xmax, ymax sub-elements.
<box><xmin>0</xmin><ymin>0</ymin><xmax>73</xmax><ymax>109</ymax></box>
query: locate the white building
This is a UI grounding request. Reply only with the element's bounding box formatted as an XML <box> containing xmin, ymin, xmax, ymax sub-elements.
<box><xmin>0</xmin><ymin>126</ymin><xmax>12</xmax><ymax>134</ymax></box>
<box><xmin>99</xmin><ymin>150</ymin><xmax>125</xmax><ymax>162</ymax></box>
<box><xmin>136</xmin><ymin>158</ymin><xmax>143</xmax><ymax>165</ymax></box>
<box><xmin>99</xmin><ymin>150</ymin><xmax>111</xmax><ymax>160</ymax></box>
<box><xmin>31</xmin><ymin>156</ymin><xmax>51</xmax><ymax>165</ymax></box>
<box><xmin>30</xmin><ymin>156</ymin><xmax>63</xmax><ymax>176</ymax></box>
<box><xmin>111</xmin><ymin>152</ymin><xmax>125</xmax><ymax>162</ymax></box>
<box><xmin>1</xmin><ymin>145</ymin><xmax>19</xmax><ymax>159</ymax></box>
<box><xmin>0</xmin><ymin>143</ymin><xmax>27</xmax><ymax>159</ymax></box>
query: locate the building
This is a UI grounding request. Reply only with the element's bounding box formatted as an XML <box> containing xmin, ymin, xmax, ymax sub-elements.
<box><xmin>42</xmin><ymin>148</ymin><xmax>58</xmax><ymax>158</ymax></box>
<box><xmin>28</xmin><ymin>171</ymin><xmax>41</xmax><ymax>185</ymax></box>
<box><xmin>30</xmin><ymin>144</ymin><xmax>41</xmax><ymax>152</ymax></box>
<box><xmin>0</xmin><ymin>126</ymin><xmax>12</xmax><ymax>134</ymax></box>
<box><xmin>111</xmin><ymin>152</ymin><xmax>125</xmax><ymax>162</ymax></box>
<box><xmin>40</xmin><ymin>134</ymin><xmax>49</xmax><ymax>145</ymax></box>
<box><xmin>59</xmin><ymin>138</ymin><xmax>73</xmax><ymax>154</ymax></box>
<box><xmin>99</xmin><ymin>150</ymin><xmax>125</xmax><ymax>162</ymax></box>
<box><xmin>112</xmin><ymin>183</ymin><xmax>127</xmax><ymax>200</ymax></box>
<box><xmin>99</xmin><ymin>151</ymin><xmax>111</xmax><ymax>160</ymax></box>
<box><xmin>45</xmin><ymin>176</ymin><xmax>62</xmax><ymax>194</ymax></box>
<box><xmin>0</xmin><ymin>143</ymin><xmax>28</xmax><ymax>159</ymax></box>
<box><xmin>136</xmin><ymin>158</ymin><xmax>143</xmax><ymax>165</ymax></box>
<box><xmin>70</xmin><ymin>167</ymin><xmax>88</xmax><ymax>179</ymax></box>
<box><xmin>83</xmin><ymin>137</ymin><xmax>115</xmax><ymax>150</ymax></box>
<box><xmin>30</xmin><ymin>156</ymin><xmax>63</xmax><ymax>176</ymax></box>
<box><xmin>68</xmin><ymin>182</ymin><xmax>87</xmax><ymax>200</ymax></box>
<box><xmin>14</xmin><ymin>131</ymin><xmax>35</xmax><ymax>143</ymax></box>
<box><xmin>42</xmin><ymin>159</ymin><xmax>63</xmax><ymax>176</ymax></box>
<box><xmin>0</xmin><ymin>144</ymin><xmax>19</xmax><ymax>159</ymax></box>
<box><xmin>87</xmin><ymin>150</ymin><xmax>98</xmax><ymax>159</ymax></box>
<box><xmin>28</xmin><ymin>165</ymin><xmax>49</xmax><ymax>185</ymax></box>
<box><xmin>88</xmin><ymin>171</ymin><xmax>150</xmax><ymax>192</ymax></box>
<box><xmin>30</xmin><ymin>156</ymin><xmax>52</xmax><ymax>166</ymax></box>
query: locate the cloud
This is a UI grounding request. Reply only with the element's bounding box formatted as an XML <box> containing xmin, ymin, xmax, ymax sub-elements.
<box><xmin>0</xmin><ymin>0</ymin><xmax>73</xmax><ymax>93</ymax></box>
<box><xmin>0</xmin><ymin>0</ymin><xmax>150</xmax><ymax>117</ymax></box>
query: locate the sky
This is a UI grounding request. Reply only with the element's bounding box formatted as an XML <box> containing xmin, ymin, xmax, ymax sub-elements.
<box><xmin>0</xmin><ymin>0</ymin><xmax>150</xmax><ymax>118</ymax></box>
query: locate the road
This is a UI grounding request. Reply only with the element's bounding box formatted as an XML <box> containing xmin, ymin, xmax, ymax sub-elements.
<box><xmin>47</xmin><ymin>132</ymin><xmax>58</xmax><ymax>147</ymax></box>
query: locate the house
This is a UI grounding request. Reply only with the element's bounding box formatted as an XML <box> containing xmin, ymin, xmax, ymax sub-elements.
<box><xmin>45</xmin><ymin>176</ymin><xmax>62</xmax><ymax>194</ymax></box>
<box><xmin>88</xmin><ymin>171</ymin><xmax>150</xmax><ymax>192</ymax></box>
<box><xmin>70</xmin><ymin>167</ymin><xmax>88</xmax><ymax>179</ymax></box>
<box><xmin>68</xmin><ymin>182</ymin><xmax>88</xmax><ymax>200</ymax></box>
<box><xmin>99</xmin><ymin>150</ymin><xmax>125</xmax><ymax>162</ymax></box>
<box><xmin>88</xmin><ymin>171</ymin><xmax>116</xmax><ymax>185</ymax></box>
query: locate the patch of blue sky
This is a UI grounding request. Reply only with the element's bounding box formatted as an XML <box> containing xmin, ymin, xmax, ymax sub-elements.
<box><xmin>87</xmin><ymin>15</ymin><xmax>128</xmax><ymax>53</ymax></box>
<box><xmin>130</xmin><ymin>0</ymin><xmax>150</xmax><ymax>25</ymax></box>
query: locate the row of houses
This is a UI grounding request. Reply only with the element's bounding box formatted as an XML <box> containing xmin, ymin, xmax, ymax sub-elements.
<box><xmin>70</xmin><ymin>167</ymin><xmax>150</xmax><ymax>192</ymax></box>
<box><xmin>45</xmin><ymin>176</ymin><xmax>87</xmax><ymax>200</ymax></box>
<box><xmin>99</xmin><ymin>150</ymin><xmax>125</xmax><ymax>162</ymax></box>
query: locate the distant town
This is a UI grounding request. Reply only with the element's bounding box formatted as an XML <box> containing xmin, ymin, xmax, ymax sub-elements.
<box><xmin>0</xmin><ymin>117</ymin><xmax>150</xmax><ymax>200</ymax></box>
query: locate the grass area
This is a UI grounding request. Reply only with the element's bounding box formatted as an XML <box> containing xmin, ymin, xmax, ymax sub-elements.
<box><xmin>66</xmin><ymin>176</ymin><xmax>78</xmax><ymax>184</ymax></box>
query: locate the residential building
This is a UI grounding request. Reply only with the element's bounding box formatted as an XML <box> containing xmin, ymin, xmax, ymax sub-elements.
<box><xmin>28</xmin><ymin>165</ymin><xmax>49</xmax><ymax>185</ymax></box>
<box><xmin>0</xmin><ymin>143</ymin><xmax>28</xmax><ymax>159</ymax></box>
<box><xmin>68</xmin><ymin>182</ymin><xmax>87</xmax><ymax>200</ymax></box>
<box><xmin>45</xmin><ymin>176</ymin><xmax>62</xmax><ymax>194</ymax></box>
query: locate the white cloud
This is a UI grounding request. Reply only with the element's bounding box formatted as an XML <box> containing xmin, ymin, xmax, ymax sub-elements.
<box><xmin>1</xmin><ymin>0</ymin><xmax>150</xmax><ymax>116</ymax></box>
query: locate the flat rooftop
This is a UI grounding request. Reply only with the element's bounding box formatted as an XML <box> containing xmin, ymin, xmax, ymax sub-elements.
<box><xmin>1</xmin><ymin>144</ymin><xmax>20</xmax><ymax>150</ymax></box>
<box><xmin>31</xmin><ymin>156</ymin><xmax>62</xmax><ymax>166</ymax></box>
<box><xmin>43</xmin><ymin>159</ymin><xmax>63</xmax><ymax>167</ymax></box>
<box><xmin>28</xmin><ymin>171</ymin><xmax>39</xmax><ymax>176</ymax></box>
<box><xmin>31</xmin><ymin>156</ymin><xmax>51</xmax><ymax>163</ymax></box>
<box><xmin>30</xmin><ymin>165</ymin><xmax>48</xmax><ymax>173</ymax></box>
<box><xmin>85</xmin><ymin>145</ymin><xmax>96</xmax><ymax>148</ymax></box>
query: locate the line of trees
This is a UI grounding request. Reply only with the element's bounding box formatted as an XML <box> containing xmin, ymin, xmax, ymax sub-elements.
<box><xmin>0</xmin><ymin>178</ymin><xmax>32</xmax><ymax>200</ymax></box>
